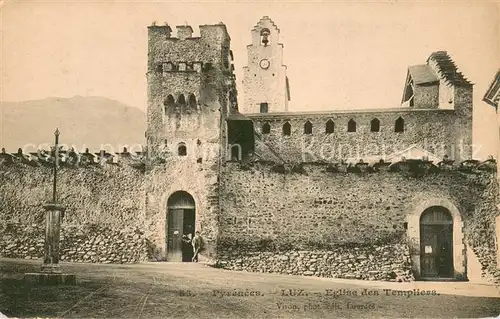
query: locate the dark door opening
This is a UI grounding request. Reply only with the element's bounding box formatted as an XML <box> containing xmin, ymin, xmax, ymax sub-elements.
<box><xmin>420</xmin><ymin>207</ymin><xmax>453</xmax><ymax>278</ymax></box>
<box><xmin>182</xmin><ymin>209</ymin><xmax>195</xmax><ymax>262</ymax></box>
<box><xmin>166</xmin><ymin>191</ymin><xmax>196</xmax><ymax>262</ymax></box>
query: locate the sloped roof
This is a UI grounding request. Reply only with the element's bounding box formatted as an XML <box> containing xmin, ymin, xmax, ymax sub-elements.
<box><xmin>483</xmin><ymin>69</ymin><xmax>500</xmax><ymax>109</ymax></box>
<box><xmin>427</xmin><ymin>51</ymin><xmax>473</xmax><ymax>86</ymax></box>
<box><xmin>408</xmin><ymin>65</ymin><xmax>439</xmax><ymax>84</ymax></box>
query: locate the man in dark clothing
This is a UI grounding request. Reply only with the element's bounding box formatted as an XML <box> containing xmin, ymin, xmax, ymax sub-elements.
<box><xmin>191</xmin><ymin>231</ymin><xmax>202</xmax><ymax>262</ymax></box>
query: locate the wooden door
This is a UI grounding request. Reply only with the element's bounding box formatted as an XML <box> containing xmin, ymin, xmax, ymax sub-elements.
<box><xmin>167</xmin><ymin>209</ymin><xmax>184</xmax><ymax>262</ymax></box>
<box><xmin>420</xmin><ymin>208</ymin><xmax>453</xmax><ymax>278</ymax></box>
<box><xmin>420</xmin><ymin>224</ymin><xmax>439</xmax><ymax>277</ymax></box>
<box><xmin>437</xmin><ymin>224</ymin><xmax>453</xmax><ymax>277</ymax></box>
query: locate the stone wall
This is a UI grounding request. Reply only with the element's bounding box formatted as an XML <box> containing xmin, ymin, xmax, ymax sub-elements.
<box><xmin>218</xmin><ymin>161</ymin><xmax>497</xmax><ymax>281</ymax></box>
<box><xmin>1</xmin><ymin>155</ymin><xmax>497</xmax><ymax>282</ymax></box>
<box><xmin>0</xmin><ymin>223</ymin><xmax>150</xmax><ymax>263</ymax></box>
<box><xmin>218</xmin><ymin>244</ymin><xmax>414</xmax><ymax>282</ymax></box>
<box><xmin>463</xmin><ymin>175</ymin><xmax>500</xmax><ymax>283</ymax></box>
<box><xmin>413</xmin><ymin>83</ymin><xmax>439</xmax><ymax>109</ymax></box>
<box><xmin>219</xmin><ymin>162</ymin><xmax>476</xmax><ymax>247</ymax></box>
<box><xmin>0</xmin><ymin>161</ymin><xmax>149</xmax><ymax>263</ymax></box>
<box><xmin>453</xmin><ymin>86</ymin><xmax>473</xmax><ymax>162</ymax></box>
<box><xmin>0</xmin><ymin>163</ymin><xmax>144</xmax><ymax>226</ymax></box>
<box><xmin>248</xmin><ymin>108</ymin><xmax>460</xmax><ymax>163</ymax></box>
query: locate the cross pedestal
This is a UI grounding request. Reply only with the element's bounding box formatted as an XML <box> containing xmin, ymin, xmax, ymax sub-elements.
<box><xmin>24</xmin><ymin>202</ymin><xmax>76</xmax><ymax>285</ymax></box>
<box><xmin>23</xmin><ymin>128</ymin><xmax>75</xmax><ymax>285</ymax></box>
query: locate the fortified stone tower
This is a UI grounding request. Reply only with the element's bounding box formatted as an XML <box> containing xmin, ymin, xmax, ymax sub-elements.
<box><xmin>144</xmin><ymin>22</ymin><xmax>237</xmax><ymax>261</ymax></box>
<box><xmin>242</xmin><ymin>16</ymin><xmax>290</xmax><ymax>114</ymax></box>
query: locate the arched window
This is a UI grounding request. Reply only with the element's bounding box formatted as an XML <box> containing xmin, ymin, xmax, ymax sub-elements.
<box><xmin>395</xmin><ymin>117</ymin><xmax>405</xmax><ymax>133</ymax></box>
<box><xmin>188</xmin><ymin>94</ymin><xmax>197</xmax><ymax>110</ymax></box>
<box><xmin>262</xmin><ymin>122</ymin><xmax>271</xmax><ymax>134</ymax></box>
<box><xmin>283</xmin><ymin>122</ymin><xmax>291</xmax><ymax>136</ymax></box>
<box><xmin>371</xmin><ymin>118</ymin><xmax>380</xmax><ymax>132</ymax></box>
<box><xmin>325</xmin><ymin>119</ymin><xmax>334</xmax><ymax>134</ymax></box>
<box><xmin>164</xmin><ymin>95</ymin><xmax>175</xmax><ymax>114</ymax></box>
<box><xmin>177</xmin><ymin>143</ymin><xmax>187</xmax><ymax>156</ymax></box>
<box><xmin>177</xmin><ymin>94</ymin><xmax>186</xmax><ymax>112</ymax></box>
<box><xmin>304</xmin><ymin>121</ymin><xmax>313</xmax><ymax>134</ymax></box>
<box><xmin>347</xmin><ymin>119</ymin><xmax>357</xmax><ymax>132</ymax></box>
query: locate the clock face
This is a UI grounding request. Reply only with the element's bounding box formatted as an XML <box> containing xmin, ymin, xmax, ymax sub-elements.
<box><xmin>259</xmin><ymin>59</ymin><xmax>270</xmax><ymax>69</ymax></box>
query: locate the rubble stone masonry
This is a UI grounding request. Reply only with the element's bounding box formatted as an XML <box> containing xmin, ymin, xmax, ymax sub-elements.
<box><xmin>218</xmin><ymin>161</ymin><xmax>498</xmax><ymax>282</ymax></box>
<box><xmin>0</xmin><ymin>159</ymin><xmax>497</xmax><ymax>282</ymax></box>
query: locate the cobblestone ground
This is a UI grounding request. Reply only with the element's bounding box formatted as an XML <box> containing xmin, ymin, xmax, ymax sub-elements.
<box><xmin>0</xmin><ymin>258</ymin><xmax>499</xmax><ymax>318</ymax></box>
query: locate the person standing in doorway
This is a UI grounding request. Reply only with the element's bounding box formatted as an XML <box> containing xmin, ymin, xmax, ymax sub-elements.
<box><xmin>182</xmin><ymin>226</ymin><xmax>194</xmax><ymax>262</ymax></box>
<box><xmin>191</xmin><ymin>231</ymin><xmax>202</xmax><ymax>262</ymax></box>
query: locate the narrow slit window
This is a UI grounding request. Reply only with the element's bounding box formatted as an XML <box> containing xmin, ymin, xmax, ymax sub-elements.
<box><xmin>283</xmin><ymin>122</ymin><xmax>291</xmax><ymax>136</ymax></box>
<box><xmin>262</xmin><ymin>122</ymin><xmax>271</xmax><ymax>134</ymax></box>
<box><xmin>325</xmin><ymin>119</ymin><xmax>334</xmax><ymax>134</ymax></box>
<box><xmin>164</xmin><ymin>95</ymin><xmax>175</xmax><ymax>114</ymax></box>
<box><xmin>304</xmin><ymin>121</ymin><xmax>313</xmax><ymax>134</ymax></box>
<box><xmin>177</xmin><ymin>143</ymin><xmax>187</xmax><ymax>156</ymax></box>
<box><xmin>371</xmin><ymin>118</ymin><xmax>380</xmax><ymax>132</ymax></box>
<box><xmin>395</xmin><ymin>117</ymin><xmax>405</xmax><ymax>133</ymax></box>
<box><xmin>347</xmin><ymin>119</ymin><xmax>357</xmax><ymax>132</ymax></box>
<box><xmin>188</xmin><ymin>94</ymin><xmax>197</xmax><ymax>110</ymax></box>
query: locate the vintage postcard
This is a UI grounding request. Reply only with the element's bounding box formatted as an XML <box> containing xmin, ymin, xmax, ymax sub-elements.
<box><xmin>1</xmin><ymin>1</ymin><xmax>499</xmax><ymax>318</ymax></box>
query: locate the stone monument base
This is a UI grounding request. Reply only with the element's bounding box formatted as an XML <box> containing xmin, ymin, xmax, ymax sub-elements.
<box><xmin>24</xmin><ymin>273</ymin><xmax>76</xmax><ymax>285</ymax></box>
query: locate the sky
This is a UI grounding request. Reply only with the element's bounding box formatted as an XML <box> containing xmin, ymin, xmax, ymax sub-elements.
<box><xmin>1</xmin><ymin>0</ymin><xmax>499</xmax><ymax>157</ymax></box>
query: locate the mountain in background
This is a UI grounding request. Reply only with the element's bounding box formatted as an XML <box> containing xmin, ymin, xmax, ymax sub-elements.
<box><xmin>1</xmin><ymin>96</ymin><xmax>146</xmax><ymax>153</ymax></box>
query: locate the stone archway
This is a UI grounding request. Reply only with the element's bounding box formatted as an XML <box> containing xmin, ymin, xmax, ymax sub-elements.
<box><xmin>166</xmin><ymin>191</ymin><xmax>196</xmax><ymax>262</ymax></box>
<box><xmin>407</xmin><ymin>198</ymin><xmax>465</xmax><ymax>280</ymax></box>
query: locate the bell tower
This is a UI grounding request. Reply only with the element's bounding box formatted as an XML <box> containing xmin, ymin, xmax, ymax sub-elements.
<box><xmin>242</xmin><ymin>16</ymin><xmax>290</xmax><ymax>114</ymax></box>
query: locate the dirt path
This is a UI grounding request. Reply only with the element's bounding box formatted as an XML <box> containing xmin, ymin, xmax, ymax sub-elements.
<box><xmin>1</xmin><ymin>259</ymin><xmax>499</xmax><ymax>318</ymax></box>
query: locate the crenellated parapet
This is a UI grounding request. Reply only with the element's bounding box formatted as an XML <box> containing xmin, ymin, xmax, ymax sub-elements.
<box><xmin>226</xmin><ymin>156</ymin><xmax>497</xmax><ymax>177</ymax></box>
<box><xmin>4</xmin><ymin>143</ymin><xmax>494</xmax><ymax>177</ymax></box>
<box><xmin>147</xmin><ymin>22</ymin><xmax>231</xmax><ymax>75</ymax></box>
<box><xmin>0</xmin><ymin>147</ymin><xmax>149</xmax><ymax>171</ymax></box>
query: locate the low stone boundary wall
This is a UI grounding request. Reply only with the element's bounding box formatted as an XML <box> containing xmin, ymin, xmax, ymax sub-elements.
<box><xmin>216</xmin><ymin>244</ymin><xmax>414</xmax><ymax>282</ymax></box>
<box><xmin>0</xmin><ymin>222</ymin><xmax>151</xmax><ymax>263</ymax></box>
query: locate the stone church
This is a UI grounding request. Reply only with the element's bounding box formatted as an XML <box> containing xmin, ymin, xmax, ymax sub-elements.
<box><xmin>1</xmin><ymin>17</ymin><xmax>498</xmax><ymax>283</ymax></box>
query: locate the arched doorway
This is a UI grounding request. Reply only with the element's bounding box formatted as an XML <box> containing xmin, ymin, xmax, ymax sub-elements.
<box><xmin>166</xmin><ymin>191</ymin><xmax>196</xmax><ymax>262</ymax></box>
<box><xmin>419</xmin><ymin>206</ymin><xmax>453</xmax><ymax>278</ymax></box>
